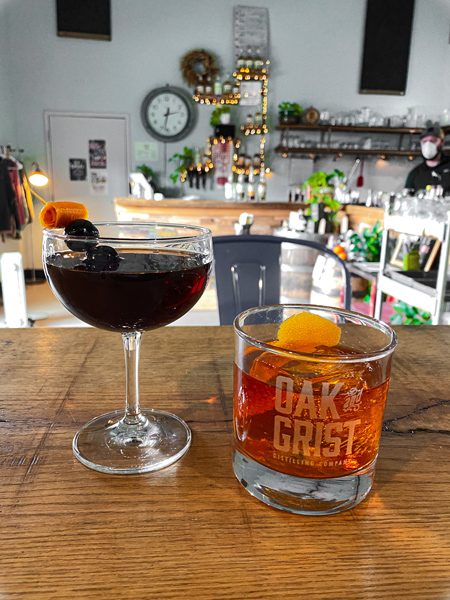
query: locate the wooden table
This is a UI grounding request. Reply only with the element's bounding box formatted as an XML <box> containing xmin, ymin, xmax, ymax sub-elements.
<box><xmin>1</xmin><ymin>326</ymin><xmax>450</xmax><ymax>599</ymax></box>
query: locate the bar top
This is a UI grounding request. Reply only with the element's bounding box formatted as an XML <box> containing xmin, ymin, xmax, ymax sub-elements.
<box><xmin>1</xmin><ymin>325</ymin><xmax>449</xmax><ymax>599</ymax></box>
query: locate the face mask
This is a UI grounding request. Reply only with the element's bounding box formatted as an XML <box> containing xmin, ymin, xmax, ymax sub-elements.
<box><xmin>421</xmin><ymin>140</ymin><xmax>439</xmax><ymax>160</ymax></box>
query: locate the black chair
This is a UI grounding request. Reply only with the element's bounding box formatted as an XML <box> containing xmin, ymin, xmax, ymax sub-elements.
<box><xmin>212</xmin><ymin>234</ymin><xmax>352</xmax><ymax>325</ymax></box>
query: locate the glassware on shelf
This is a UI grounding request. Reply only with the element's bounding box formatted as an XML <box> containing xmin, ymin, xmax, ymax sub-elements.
<box><xmin>406</xmin><ymin>107</ymin><xmax>419</xmax><ymax>127</ymax></box>
<box><xmin>389</xmin><ymin>115</ymin><xmax>404</xmax><ymax>128</ymax></box>
<box><xmin>319</xmin><ymin>110</ymin><xmax>330</xmax><ymax>124</ymax></box>
<box><xmin>43</xmin><ymin>223</ymin><xmax>213</xmax><ymax>474</ymax></box>
<box><xmin>368</xmin><ymin>113</ymin><xmax>384</xmax><ymax>127</ymax></box>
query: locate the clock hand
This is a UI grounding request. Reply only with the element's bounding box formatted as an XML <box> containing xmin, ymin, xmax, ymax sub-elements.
<box><xmin>163</xmin><ymin>107</ymin><xmax>170</xmax><ymax>131</ymax></box>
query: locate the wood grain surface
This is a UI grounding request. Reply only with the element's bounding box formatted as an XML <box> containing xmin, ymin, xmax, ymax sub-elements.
<box><xmin>1</xmin><ymin>326</ymin><xmax>450</xmax><ymax>599</ymax></box>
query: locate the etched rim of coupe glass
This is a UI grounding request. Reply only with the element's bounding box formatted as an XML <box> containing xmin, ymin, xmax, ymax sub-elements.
<box><xmin>43</xmin><ymin>221</ymin><xmax>212</xmax><ymax>246</ymax></box>
<box><xmin>234</xmin><ymin>304</ymin><xmax>398</xmax><ymax>363</ymax></box>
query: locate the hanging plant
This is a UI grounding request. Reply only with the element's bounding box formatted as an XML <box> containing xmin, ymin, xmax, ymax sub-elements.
<box><xmin>180</xmin><ymin>49</ymin><xmax>219</xmax><ymax>88</ymax></box>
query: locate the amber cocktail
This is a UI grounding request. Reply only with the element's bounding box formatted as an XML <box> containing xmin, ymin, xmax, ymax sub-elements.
<box><xmin>233</xmin><ymin>305</ymin><xmax>397</xmax><ymax>515</ymax></box>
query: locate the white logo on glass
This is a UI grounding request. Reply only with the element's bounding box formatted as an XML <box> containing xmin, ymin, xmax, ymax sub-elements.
<box><xmin>343</xmin><ymin>387</ymin><xmax>363</xmax><ymax>412</ymax></box>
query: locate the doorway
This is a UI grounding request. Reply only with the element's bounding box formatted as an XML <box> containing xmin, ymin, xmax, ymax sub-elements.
<box><xmin>45</xmin><ymin>112</ymin><xmax>130</xmax><ymax>222</ymax></box>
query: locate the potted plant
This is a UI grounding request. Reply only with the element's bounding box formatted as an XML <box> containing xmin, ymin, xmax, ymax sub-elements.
<box><xmin>210</xmin><ymin>106</ymin><xmax>231</xmax><ymax>127</ymax></box>
<box><xmin>348</xmin><ymin>222</ymin><xmax>382</xmax><ymax>263</ymax></box>
<box><xmin>278</xmin><ymin>102</ymin><xmax>302</xmax><ymax>125</ymax></box>
<box><xmin>302</xmin><ymin>169</ymin><xmax>344</xmax><ymax>232</ymax></box>
<box><xmin>169</xmin><ymin>146</ymin><xmax>194</xmax><ymax>184</ymax></box>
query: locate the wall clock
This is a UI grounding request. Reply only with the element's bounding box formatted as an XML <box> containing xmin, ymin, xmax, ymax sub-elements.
<box><xmin>140</xmin><ymin>85</ymin><xmax>197</xmax><ymax>142</ymax></box>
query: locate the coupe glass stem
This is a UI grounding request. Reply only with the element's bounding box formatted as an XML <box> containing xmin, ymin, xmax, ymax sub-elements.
<box><xmin>122</xmin><ymin>331</ymin><xmax>146</xmax><ymax>426</ymax></box>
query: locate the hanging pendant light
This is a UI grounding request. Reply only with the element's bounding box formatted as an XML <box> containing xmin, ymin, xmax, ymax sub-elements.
<box><xmin>28</xmin><ymin>163</ymin><xmax>49</xmax><ymax>187</ymax></box>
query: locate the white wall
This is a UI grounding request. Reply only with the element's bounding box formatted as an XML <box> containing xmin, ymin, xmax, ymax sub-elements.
<box><xmin>1</xmin><ymin>0</ymin><xmax>450</xmax><ymax>265</ymax></box>
<box><xmin>0</xmin><ymin>0</ymin><xmax>17</xmax><ymax>144</ymax></box>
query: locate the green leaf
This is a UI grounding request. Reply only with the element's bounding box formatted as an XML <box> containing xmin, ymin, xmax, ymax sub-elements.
<box><xmin>390</xmin><ymin>314</ymin><xmax>404</xmax><ymax>325</ymax></box>
<box><xmin>411</xmin><ymin>318</ymin><xmax>422</xmax><ymax>325</ymax></box>
<box><xmin>404</xmin><ymin>306</ymin><xmax>415</xmax><ymax>318</ymax></box>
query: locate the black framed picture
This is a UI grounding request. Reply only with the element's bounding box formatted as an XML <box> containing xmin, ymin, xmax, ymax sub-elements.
<box><xmin>418</xmin><ymin>236</ymin><xmax>441</xmax><ymax>271</ymax></box>
<box><xmin>56</xmin><ymin>0</ymin><xmax>111</xmax><ymax>41</ymax></box>
<box><xmin>390</xmin><ymin>234</ymin><xmax>440</xmax><ymax>271</ymax></box>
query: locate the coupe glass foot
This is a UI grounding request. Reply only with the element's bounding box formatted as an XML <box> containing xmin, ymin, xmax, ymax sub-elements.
<box><xmin>73</xmin><ymin>408</ymin><xmax>191</xmax><ymax>474</ymax></box>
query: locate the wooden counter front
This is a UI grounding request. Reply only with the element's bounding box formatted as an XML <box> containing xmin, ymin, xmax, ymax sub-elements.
<box><xmin>114</xmin><ymin>198</ymin><xmax>294</xmax><ymax>236</ymax></box>
<box><xmin>114</xmin><ymin>197</ymin><xmax>385</xmax><ymax>236</ymax></box>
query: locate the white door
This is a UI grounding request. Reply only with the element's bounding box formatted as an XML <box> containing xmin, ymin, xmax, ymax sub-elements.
<box><xmin>46</xmin><ymin>112</ymin><xmax>130</xmax><ymax>222</ymax></box>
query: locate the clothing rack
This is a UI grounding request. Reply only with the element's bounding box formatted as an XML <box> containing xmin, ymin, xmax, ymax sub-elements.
<box><xmin>0</xmin><ymin>145</ymin><xmax>24</xmax><ymax>156</ymax></box>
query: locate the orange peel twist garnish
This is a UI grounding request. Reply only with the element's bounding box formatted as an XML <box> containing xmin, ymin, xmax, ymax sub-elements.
<box><xmin>39</xmin><ymin>202</ymin><xmax>89</xmax><ymax>229</ymax></box>
<box><xmin>272</xmin><ymin>312</ymin><xmax>341</xmax><ymax>353</ymax></box>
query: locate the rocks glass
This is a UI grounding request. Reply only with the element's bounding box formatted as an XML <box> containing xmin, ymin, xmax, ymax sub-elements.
<box><xmin>233</xmin><ymin>305</ymin><xmax>397</xmax><ymax>515</ymax></box>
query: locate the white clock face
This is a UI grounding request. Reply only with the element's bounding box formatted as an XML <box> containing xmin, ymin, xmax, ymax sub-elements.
<box><xmin>146</xmin><ymin>93</ymin><xmax>189</xmax><ymax>138</ymax></box>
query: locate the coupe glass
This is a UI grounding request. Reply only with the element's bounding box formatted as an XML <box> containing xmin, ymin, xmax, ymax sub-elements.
<box><xmin>43</xmin><ymin>222</ymin><xmax>213</xmax><ymax>474</ymax></box>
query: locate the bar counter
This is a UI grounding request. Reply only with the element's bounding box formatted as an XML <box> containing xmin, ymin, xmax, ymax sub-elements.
<box><xmin>1</xmin><ymin>326</ymin><xmax>450</xmax><ymax>598</ymax></box>
<box><xmin>114</xmin><ymin>197</ymin><xmax>384</xmax><ymax>236</ymax></box>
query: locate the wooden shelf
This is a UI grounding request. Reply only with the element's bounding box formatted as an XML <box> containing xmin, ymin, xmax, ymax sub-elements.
<box><xmin>275</xmin><ymin>146</ymin><xmax>421</xmax><ymax>157</ymax></box>
<box><xmin>240</xmin><ymin>125</ymin><xmax>268</xmax><ymax>135</ymax></box>
<box><xmin>276</xmin><ymin>124</ymin><xmax>424</xmax><ymax>134</ymax></box>
<box><xmin>193</xmin><ymin>94</ymin><xmax>240</xmax><ymax>105</ymax></box>
<box><xmin>233</xmin><ymin>68</ymin><xmax>268</xmax><ymax>81</ymax></box>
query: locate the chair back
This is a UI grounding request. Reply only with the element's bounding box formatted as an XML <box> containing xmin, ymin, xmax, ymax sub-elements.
<box><xmin>212</xmin><ymin>235</ymin><xmax>351</xmax><ymax>325</ymax></box>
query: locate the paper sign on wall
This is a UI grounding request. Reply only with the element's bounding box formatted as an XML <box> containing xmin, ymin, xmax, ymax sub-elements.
<box><xmin>135</xmin><ymin>142</ymin><xmax>159</xmax><ymax>162</ymax></box>
<box><xmin>212</xmin><ymin>142</ymin><xmax>234</xmax><ymax>187</ymax></box>
<box><xmin>90</xmin><ymin>171</ymin><xmax>108</xmax><ymax>195</ymax></box>
<box><xmin>239</xmin><ymin>81</ymin><xmax>262</xmax><ymax>106</ymax></box>
<box><xmin>89</xmin><ymin>140</ymin><xmax>107</xmax><ymax>168</ymax></box>
<box><xmin>69</xmin><ymin>158</ymin><xmax>87</xmax><ymax>181</ymax></box>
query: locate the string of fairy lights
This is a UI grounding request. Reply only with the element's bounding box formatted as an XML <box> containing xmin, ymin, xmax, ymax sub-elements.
<box><xmin>190</xmin><ymin>62</ymin><xmax>271</xmax><ymax>179</ymax></box>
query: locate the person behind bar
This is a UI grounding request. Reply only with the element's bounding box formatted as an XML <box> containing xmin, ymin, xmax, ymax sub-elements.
<box><xmin>405</xmin><ymin>124</ymin><xmax>450</xmax><ymax>194</ymax></box>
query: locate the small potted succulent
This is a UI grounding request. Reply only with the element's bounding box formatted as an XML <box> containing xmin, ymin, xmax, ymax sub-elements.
<box><xmin>278</xmin><ymin>102</ymin><xmax>302</xmax><ymax>124</ymax></box>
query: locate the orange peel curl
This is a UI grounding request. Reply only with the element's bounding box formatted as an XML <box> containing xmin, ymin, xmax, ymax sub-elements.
<box><xmin>274</xmin><ymin>312</ymin><xmax>341</xmax><ymax>352</ymax></box>
<box><xmin>39</xmin><ymin>202</ymin><xmax>89</xmax><ymax>229</ymax></box>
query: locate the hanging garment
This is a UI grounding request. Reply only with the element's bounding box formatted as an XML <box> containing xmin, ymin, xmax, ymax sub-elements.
<box><xmin>5</xmin><ymin>159</ymin><xmax>26</xmax><ymax>228</ymax></box>
<box><xmin>0</xmin><ymin>158</ymin><xmax>19</xmax><ymax>238</ymax></box>
<box><xmin>21</xmin><ymin>172</ymin><xmax>35</xmax><ymax>222</ymax></box>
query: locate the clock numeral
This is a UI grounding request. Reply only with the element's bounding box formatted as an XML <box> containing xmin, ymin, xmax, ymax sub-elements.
<box><xmin>180</xmin><ymin>113</ymin><xmax>185</xmax><ymax>117</ymax></box>
<box><xmin>178</xmin><ymin>105</ymin><xmax>182</xmax><ymax>110</ymax></box>
<box><xmin>164</xmin><ymin>95</ymin><xmax>169</xmax><ymax>101</ymax></box>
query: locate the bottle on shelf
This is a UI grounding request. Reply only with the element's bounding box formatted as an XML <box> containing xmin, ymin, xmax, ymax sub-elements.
<box><xmin>252</xmin><ymin>154</ymin><xmax>261</xmax><ymax>169</ymax></box>
<box><xmin>244</xmin><ymin>48</ymin><xmax>253</xmax><ymax>70</ymax></box>
<box><xmin>257</xmin><ymin>169</ymin><xmax>266</xmax><ymax>201</ymax></box>
<box><xmin>224</xmin><ymin>172</ymin><xmax>235</xmax><ymax>201</ymax></box>
<box><xmin>222</xmin><ymin>73</ymin><xmax>233</xmax><ymax>95</ymax></box>
<box><xmin>237</xmin><ymin>51</ymin><xmax>246</xmax><ymax>70</ymax></box>
<box><xmin>247</xmin><ymin>169</ymin><xmax>255</xmax><ymax>201</ymax></box>
<box><xmin>205</xmin><ymin>76</ymin><xmax>213</xmax><ymax>95</ymax></box>
<box><xmin>254</xmin><ymin>49</ymin><xmax>264</xmax><ymax>71</ymax></box>
<box><xmin>232</xmin><ymin>81</ymin><xmax>240</xmax><ymax>96</ymax></box>
<box><xmin>246</xmin><ymin>114</ymin><xmax>253</xmax><ymax>128</ymax></box>
<box><xmin>196</xmin><ymin>76</ymin><xmax>205</xmax><ymax>95</ymax></box>
<box><xmin>236</xmin><ymin>173</ymin><xmax>245</xmax><ymax>201</ymax></box>
<box><xmin>254</xmin><ymin>111</ymin><xmax>263</xmax><ymax>126</ymax></box>
<box><xmin>213</xmin><ymin>77</ymin><xmax>222</xmax><ymax>96</ymax></box>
